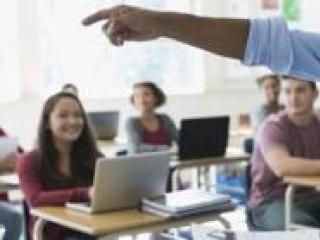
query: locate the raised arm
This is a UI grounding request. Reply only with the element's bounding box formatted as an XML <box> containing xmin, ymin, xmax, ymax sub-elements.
<box><xmin>83</xmin><ymin>5</ymin><xmax>320</xmax><ymax>81</ymax></box>
<box><xmin>82</xmin><ymin>5</ymin><xmax>249</xmax><ymax>59</ymax></box>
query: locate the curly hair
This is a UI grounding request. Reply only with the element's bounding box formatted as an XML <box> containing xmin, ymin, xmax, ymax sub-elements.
<box><xmin>130</xmin><ymin>81</ymin><xmax>166</xmax><ymax>108</ymax></box>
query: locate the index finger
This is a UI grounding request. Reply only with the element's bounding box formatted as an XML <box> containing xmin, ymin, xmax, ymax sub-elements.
<box><xmin>82</xmin><ymin>9</ymin><xmax>113</xmax><ymax>26</ymax></box>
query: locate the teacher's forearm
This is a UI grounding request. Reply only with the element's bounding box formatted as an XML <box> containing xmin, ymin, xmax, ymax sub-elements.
<box><xmin>158</xmin><ymin>12</ymin><xmax>250</xmax><ymax>59</ymax></box>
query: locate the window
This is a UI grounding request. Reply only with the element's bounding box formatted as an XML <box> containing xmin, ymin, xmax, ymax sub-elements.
<box><xmin>0</xmin><ymin>0</ymin><xmax>19</xmax><ymax>102</ymax></box>
<box><xmin>38</xmin><ymin>0</ymin><xmax>204</xmax><ymax>99</ymax></box>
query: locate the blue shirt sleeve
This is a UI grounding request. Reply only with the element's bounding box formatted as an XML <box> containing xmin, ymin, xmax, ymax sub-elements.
<box><xmin>243</xmin><ymin>17</ymin><xmax>320</xmax><ymax>82</ymax></box>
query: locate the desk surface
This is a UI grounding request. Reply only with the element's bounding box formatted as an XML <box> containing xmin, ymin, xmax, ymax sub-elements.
<box><xmin>31</xmin><ymin>207</ymin><xmax>226</xmax><ymax>236</ymax></box>
<box><xmin>31</xmin><ymin>207</ymin><xmax>166</xmax><ymax>236</ymax></box>
<box><xmin>98</xmin><ymin>140</ymin><xmax>124</xmax><ymax>157</ymax></box>
<box><xmin>97</xmin><ymin>141</ymin><xmax>249</xmax><ymax>169</ymax></box>
<box><xmin>284</xmin><ymin>176</ymin><xmax>320</xmax><ymax>187</ymax></box>
<box><xmin>98</xmin><ymin>140</ymin><xmax>249</xmax><ymax>162</ymax></box>
<box><xmin>171</xmin><ymin>148</ymin><xmax>249</xmax><ymax>169</ymax></box>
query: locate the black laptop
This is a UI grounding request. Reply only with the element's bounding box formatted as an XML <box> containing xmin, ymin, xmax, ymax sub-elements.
<box><xmin>178</xmin><ymin>116</ymin><xmax>230</xmax><ymax>160</ymax></box>
<box><xmin>87</xmin><ymin>111</ymin><xmax>119</xmax><ymax>141</ymax></box>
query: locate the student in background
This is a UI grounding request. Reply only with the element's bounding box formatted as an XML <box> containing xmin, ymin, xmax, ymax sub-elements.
<box><xmin>61</xmin><ymin>83</ymin><xmax>79</xmax><ymax>96</ymax></box>
<box><xmin>250</xmin><ymin>77</ymin><xmax>320</xmax><ymax>230</ymax></box>
<box><xmin>252</xmin><ymin>74</ymin><xmax>284</xmax><ymax>131</ymax></box>
<box><xmin>17</xmin><ymin>92</ymin><xmax>102</xmax><ymax>240</ymax></box>
<box><xmin>244</xmin><ymin>75</ymin><xmax>284</xmax><ymax>153</ymax></box>
<box><xmin>126</xmin><ymin>81</ymin><xmax>179</xmax><ymax>153</ymax></box>
<box><xmin>126</xmin><ymin>82</ymin><xmax>183</xmax><ymax>191</ymax></box>
<box><xmin>0</xmin><ymin>127</ymin><xmax>23</xmax><ymax>240</ymax></box>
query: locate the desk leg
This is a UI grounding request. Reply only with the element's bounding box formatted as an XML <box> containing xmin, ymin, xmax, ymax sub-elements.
<box><xmin>216</xmin><ymin>215</ymin><xmax>231</xmax><ymax>229</ymax></box>
<box><xmin>171</xmin><ymin>169</ymin><xmax>179</xmax><ymax>192</ymax></box>
<box><xmin>33</xmin><ymin>218</ymin><xmax>46</xmax><ymax>240</ymax></box>
<box><xmin>204</xmin><ymin>166</ymin><xmax>211</xmax><ymax>191</ymax></box>
<box><xmin>197</xmin><ymin>167</ymin><xmax>202</xmax><ymax>189</ymax></box>
<box><xmin>285</xmin><ymin>184</ymin><xmax>295</xmax><ymax>230</ymax></box>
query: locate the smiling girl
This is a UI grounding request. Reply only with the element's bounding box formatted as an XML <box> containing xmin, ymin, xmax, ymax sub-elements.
<box><xmin>17</xmin><ymin>92</ymin><xmax>102</xmax><ymax>240</ymax></box>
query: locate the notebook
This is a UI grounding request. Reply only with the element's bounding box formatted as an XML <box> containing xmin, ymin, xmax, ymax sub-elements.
<box><xmin>143</xmin><ymin>189</ymin><xmax>231</xmax><ymax>212</ymax></box>
<box><xmin>142</xmin><ymin>201</ymin><xmax>235</xmax><ymax>218</ymax></box>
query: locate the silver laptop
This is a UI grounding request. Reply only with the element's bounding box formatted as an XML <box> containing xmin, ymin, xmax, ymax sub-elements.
<box><xmin>66</xmin><ymin>152</ymin><xmax>171</xmax><ymax>213</ymax></box>
<box><xmin>87</xmin><ymin>111</ymin><xmax>119</xmax><ymax>141</ymax></box>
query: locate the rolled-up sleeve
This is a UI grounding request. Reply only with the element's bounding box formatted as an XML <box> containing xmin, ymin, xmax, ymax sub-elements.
<box><xmin>243</xmin><ymin>17</ymin><xmax>320</xmax><ymax>82</ymax></box>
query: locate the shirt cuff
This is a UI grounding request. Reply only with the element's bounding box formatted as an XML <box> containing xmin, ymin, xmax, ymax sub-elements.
<box><xmin>242</xmin><ymin>17</ymin><xmax>293</xmax><ymax>75</ymax></box>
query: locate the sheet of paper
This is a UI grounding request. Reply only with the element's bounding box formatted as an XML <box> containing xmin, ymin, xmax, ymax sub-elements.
<box><xmin>192</xmin><ymin>224</ymin><xmax>232</xmax><ymax>240</ymax></box>
<box><xmin>236</xmin><ymin>231</ymin><xmax>320</xmax><ymax>240</ymax></box>
<box><xmin>191</xmin><ymin>224</ymin><xmax>320</xmax><ymax>240</ymax></box>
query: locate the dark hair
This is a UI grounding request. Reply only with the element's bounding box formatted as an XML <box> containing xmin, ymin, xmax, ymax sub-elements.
<box><xmin>130</xmin><ymin>81</ymin><xmax>166</xmax><ymax>108</ymax></box>
<box><xmin>281</xmin><ymin>75</ymin><xmax>317</xmax><ymax>91</ymax></box>
<box><xmin>62</xmin><ymin>83</ymin><xmax>78</xmax><ymax>95</ymax></box>
<box><xmin>256</xmin><ymin>74</ymin><xmax>280</xmax><ymax>87</ymax></box>
<box><xmin>37</xmin><ymin>92</ymin><xmax>102</xmax><ymax>188</ymax></box>
<box><xmin>62</xmin><ymin>83</ymin><xmax>77</xmax><ymax>90</ymax></box>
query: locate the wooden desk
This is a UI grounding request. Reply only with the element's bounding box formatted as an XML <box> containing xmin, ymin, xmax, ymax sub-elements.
<box><xmin>171</xmin><ymin>148</ymin><xmax>249</xmax><ymax>170</ymax></box>
<box><xmin>98</xmin><ymin>140</ymin><xmax>176</xmax><ymax>157</ymax></box>
<box><xmin>284</xmin><ymin>176</ymin><xmax>320</xmax><ymax>187</ymax></box>
<box><xmin>284</xmin><ymin>176</ymin><xmax>320</xmax><ymax>230</ymax></box>
<box><xmin>31</xmin><ymin>207</ymin><xmax>231</xmax><ymax>240</ymax></box>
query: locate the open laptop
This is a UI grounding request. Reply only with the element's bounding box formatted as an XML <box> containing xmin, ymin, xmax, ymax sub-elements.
<box><xmin>66</xmin><ymin>152</ymin><xmax>171</xmax><ymax>213</ymax></box>
<box><xmin>178</xmin><ymin>116</ymin><xmax>230</xmax><ymax>160</ymax></box>
<box><xmin>87</xmin><ymin>111</ymin><xmax>119</xmax><ymax>141</ymax></box>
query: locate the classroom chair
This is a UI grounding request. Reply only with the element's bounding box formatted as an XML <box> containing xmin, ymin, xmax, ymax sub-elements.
<box><xmin>22</xmin><ymin>201</ymin><xmax>31</xmax><ymax>240</ymax></box>
<box><xmin>244</xmin><ymin>164</ymin><xmax>265</xmax><ymax>231</ymax></box>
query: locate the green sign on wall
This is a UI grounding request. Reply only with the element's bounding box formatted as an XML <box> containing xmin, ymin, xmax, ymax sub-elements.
<box><xmin>282</xmin><ymin>0</ymin><xmax>301</xmax><ymax>21</ymax></box>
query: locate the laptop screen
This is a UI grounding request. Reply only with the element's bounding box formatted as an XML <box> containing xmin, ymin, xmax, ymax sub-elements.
<box><xmin>87</xmin><ymin>111</ymin><xmax>119</xmax><ymax>141</ymax></box>
<box><xmin>178</xmin><ymin>116</ymin><xmax>230</xmax><ymax>160</ymax></box>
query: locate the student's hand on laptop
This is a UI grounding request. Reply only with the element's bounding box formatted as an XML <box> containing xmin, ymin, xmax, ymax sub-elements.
<box><xmin>82</xmin><ymin>5</ymin><xmax>162</xmax><ymax>46</ymax></box>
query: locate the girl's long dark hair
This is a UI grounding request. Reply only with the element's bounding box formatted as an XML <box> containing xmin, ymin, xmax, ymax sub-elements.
<box><xmin>37</xmin><ymin>92</ymin><xmax>102</xmax><ymax>188</ymax></box>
